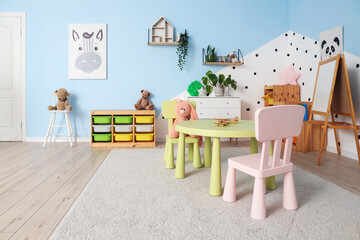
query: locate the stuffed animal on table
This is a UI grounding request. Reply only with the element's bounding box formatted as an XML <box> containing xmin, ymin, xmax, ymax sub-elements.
<box><xmin>48</xmin><ymin>88</ymin><xmax>72</xmax><ymax>111</ymax></box>
<box><xmin>169</xmin><ymin>99</ymin><xmax>202</xmax><ymax>146</ymax></box>
<box><xmin>134</xmin><ymin>90</ymin><xmax>154</xmax><ymax>110</ymax></box>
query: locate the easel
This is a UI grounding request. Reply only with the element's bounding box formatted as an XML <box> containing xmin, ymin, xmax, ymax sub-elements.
<box><xmin>303</xmin><ymin>54</ymin><xmax>360</xmax><ymax>165</ymax></box>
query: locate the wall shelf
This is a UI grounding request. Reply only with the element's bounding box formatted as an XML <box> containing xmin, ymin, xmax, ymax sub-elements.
<box><xmin>202</xmin><ymin>62</ymin><xmax>244</xmax><ymax>66</ymax></box>
<box><xmin>202</xmin><ymin>48</ymin><xmax>244</xmax><ymax>66</ymax></box>
<box><xmin>147</xmin><ymin>42</ymin><xmax>179</xmax><ymax>46</ymax></box>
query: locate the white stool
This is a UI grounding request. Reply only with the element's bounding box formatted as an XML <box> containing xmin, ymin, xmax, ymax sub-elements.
<box><xmin>43</xmin><ymin>93</ymin><xmax>75</xmax><ymax>148</ymax></box>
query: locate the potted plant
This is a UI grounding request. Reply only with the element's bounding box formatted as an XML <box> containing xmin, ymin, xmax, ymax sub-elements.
<box><xmin>201</xmin><ymin>71</ymin><xmax>237</xmax><ymax>96</ymax></box>
<box><xmin>176</xmin><ymin>30</ymin><xmax>189</xmax><ymax>71</ymax></box>
<box><xmin>205</xmin><ymin>45</ymin><xmax>216</xmax><ymax>62</ymax></box>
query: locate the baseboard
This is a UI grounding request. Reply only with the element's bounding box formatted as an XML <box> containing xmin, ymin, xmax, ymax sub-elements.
<box><xmin>327</xmin><ymin>146</ymin><xmax>358</xmax><ymax>161</ymax></box>
<box><xmin>24</xmin><ymin>137</ymin><xmax>90</xmax><ymax>142</ymax></box>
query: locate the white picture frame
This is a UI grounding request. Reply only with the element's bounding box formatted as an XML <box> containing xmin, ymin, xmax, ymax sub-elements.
<box><xmin>69</xmin><ymin>24</ymin><xmax>107</xmax><ymax>79</ymax></box>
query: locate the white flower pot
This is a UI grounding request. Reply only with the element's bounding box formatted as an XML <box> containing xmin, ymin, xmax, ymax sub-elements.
<box><xmin>214</xmin><ymin>86</ymin><xmax>224</xmax><ymax>96</ymax></box>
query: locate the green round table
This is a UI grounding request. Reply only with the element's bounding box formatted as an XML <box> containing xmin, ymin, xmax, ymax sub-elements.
<box><xmin>175</xmin><ymin>119</ymin><xmax>276</xmax><ymax>196</ymax></box>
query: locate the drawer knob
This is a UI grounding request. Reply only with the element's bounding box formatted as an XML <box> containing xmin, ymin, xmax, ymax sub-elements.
<box><xmin>227</xmin><ymin>113</ymin><xmax>229</xmax><ymax>115</ymax></box>
<box><xmin>200</xmin><ymin>113</ymin><xmax>203</xmax><ymax>115</ymax></box>
<box><xmin>200</xmin><ymin>102</ymin><xmax>203</xmax><ymax>104</ymax></box>
<box><xmin>227</xmin><ymin>102</ymin><xmax>229</xmax><ymax>104</ymax></box>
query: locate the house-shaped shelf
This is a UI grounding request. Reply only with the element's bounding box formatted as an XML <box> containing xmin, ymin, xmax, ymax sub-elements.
<box><xmin>147</xmin><ymin>17</ymin><xmax>178</xmax><ymax>46</ymax></box>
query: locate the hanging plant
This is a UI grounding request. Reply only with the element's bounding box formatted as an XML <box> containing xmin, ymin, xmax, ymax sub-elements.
<box><xmin>176</xmin><ymin>30</ymin><xmax>189</xmax><ymax>71</ymax></box>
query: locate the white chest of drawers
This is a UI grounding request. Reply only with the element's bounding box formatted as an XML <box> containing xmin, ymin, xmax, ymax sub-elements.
<box><xmin>187</xmin><ymin>97</ymin><xmax>241</xmax><ymax>119</ymax></box>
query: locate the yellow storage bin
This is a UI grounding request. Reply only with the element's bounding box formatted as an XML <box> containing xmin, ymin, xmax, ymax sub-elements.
<box><xmin>135</xmin><ymin>115</ymin><xmax>154</xmax><ymax>124</ymax></box>
<box><xmin>135</xmin><ymin>133</ymin><xmax>154</xmax><ymax>142</ymax></box>
<box><xmin>114</xmin><ymin>133</ymin><xmax>133</xmax><ymax>142</ymax></box>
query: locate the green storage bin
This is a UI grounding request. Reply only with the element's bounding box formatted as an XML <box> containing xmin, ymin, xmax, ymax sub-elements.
<box><xmin>92</xmin><ymin>116</ymin><xmax>112</xmax><ymax>124</ymax></box>
<box><xmin>92</xmin><ymin>133</ymin><xmax>112</xmax><ymax>142</ymax></box>
<box><xmin>114</xmin><ymin>115</ymin><xmax>133</xmax><ymax>124</ymax></box>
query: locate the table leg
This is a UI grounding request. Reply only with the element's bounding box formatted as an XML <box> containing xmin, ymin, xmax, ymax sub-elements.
<box><xmin>175</xmin><ymin>132</ymin><xmax>186</xmax><ymax>179</ymax></box>
<box><xmin>204</xmin><ymin>137</ymin><xmax>212</xmax><ymax>167</ymax></box>
<box><xmin>250</xmin><ymin>137</ymin><xmax>258</xmax><ymax>154</ymax></box>
<box><xmin>266</xmin><ymin>140</ymin><xmax>276</xmax><ymax>190</ymax></box>
<box><xmin>209</xmin><ymin>137</ymin><xmax>222</xmax><ymax>196</ymax></box>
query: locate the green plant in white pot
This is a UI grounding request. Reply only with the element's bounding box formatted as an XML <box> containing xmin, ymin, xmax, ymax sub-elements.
<box><xmin>201</xmin><ymin>71</ymin><xmax>237</xmax><ymax>96</ymax></box>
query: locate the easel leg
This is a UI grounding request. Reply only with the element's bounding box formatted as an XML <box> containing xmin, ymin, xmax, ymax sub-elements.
<box><xmin>317</xmin><ymin>126</ymin><xmax>328</xmax><ymax>165</ymax></box>
<box><xmin>303</xmin><ymin>122</ymin><xmax>311</xmax><ymax>153</ymax></box>
<box><xmin>331</xmin><ymin>111</ymin><xmax>341</xmax><ymax>155</ymax></box>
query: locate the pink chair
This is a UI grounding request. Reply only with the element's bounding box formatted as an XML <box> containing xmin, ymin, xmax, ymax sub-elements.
<box><xmin>222</xmin><ymin>105</ymin><xmax>305</xmax><ymax>220</ymax></box>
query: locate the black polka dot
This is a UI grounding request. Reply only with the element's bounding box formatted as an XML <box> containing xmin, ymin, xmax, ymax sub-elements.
<box><xmin>245</xmin><ymin>86</ymin><xmax>248</xmax><ymax>89</ymax></box>
<box><xmin>335</xmin><ymin>114</ymin><xmax>338</xmax><ymax>118</ymax></box>
<box><xmin>273</xmin><ymin>69</ymin><xmax>276</xmax><ymax>72</ymax></box>
<box><xmin>254</xmin><ymin>72</ymin><xmax>257</xmax><ymax>75</ymax></box>
<box><xmin>257</xmin><ymin>101</ymin><xmax>260</xmax><ymax>104</ymax></box>
<box><xmin>287</xmin><ymin>53</ymin><xmax>290</xmax><ymax>57</ymax></box>
<box><xmin>308</xmin><ymin>98</ymin><xmax>311</xmax><ymax>101</ymax></box>
<box><xmin>275</xmin><ymin>48</ymin><xmax>278</xmax><ymax>52</ymax></box>
<box><xmin>315</xmin><ymin>41</ymin><xmax>317</xmax><ymax>44</ymax></box>
<box><xmin>285</xmin><ymin>33</ymin><xmax>288</xmax><ymax>37</ymax></box>
<box><xmin>255</xmin><ymin>54</ymin><xmax>259</xmax><ymax>57</ymax></box>
<box><xmin>290</xmin><ymin>43</ymin><xmax>292</xmax><ymax>46</ymax></box>
<box><xmin>232</xmin><ymin>66</ymin><xmax>236</xmax><ymax>69</ymax></box>
<box><xmin>296</xmin><ymin>47</ymin><xmax>298</xmax><ymax>51</ymax></box>
<box><xmin>292</xmin><ymin>63</ymin><xmax>295</xmax><ymax>66</ymax></box>
<box><xmin>314</xmin><ymin>55</ymin><xmax>317</xmax><ymax>58</ymax></box>
<box><xmin>338</xmin><ymin>142</ymin><xmax>341</xmax><ymax>147</ymax></box>
<box><xmin>265</xmin><ymin>85</ymin><xmax>267</xmax><ymax>86</ymax></box>
<box><xmin>299</xmin><ymin>67</ymin><xmax>302</xmax><ymax>70</ymax></box>
<box><xmin>246</xmin><ymin>108</ymin><xmax>250</xmax><ymax>111</ymax></box>
<box><xmin>302</xmin><ymin>82</ymin><xmax>305</xmax><ymax>86</ymax></box>
<box><xmin>356</xmin><ymin>64</ymin><xmax>359</xmax><ymax>68</ymax></box>
<box><xmin>305</xmin><ymin>50</ymin><xmax>308</xmax><ymax>53</ymax></box>
<box><xmin>310</xmin><ymin>68</ymin><xmax>312</xmax><ymax>71</ymax></box>
<box><xmin>303</xmin><ymin>36</ymin><xmax>305</xmax><ymax>40</ymax></box>
<box><xmin>293</xmin><ymin>32</ymin><xmax>295</xmax><ymax>36</ymax></box>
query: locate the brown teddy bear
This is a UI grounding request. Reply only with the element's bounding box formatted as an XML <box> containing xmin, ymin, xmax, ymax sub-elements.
<box><xmin>48</xmin><ymin>88</ymin><xmax>72</xmax><ymax>111</ymax></box>
<box><xmin>134</xmin><ymin>90</ymin><xmax>154</xmax><ymax>110</ymax></box>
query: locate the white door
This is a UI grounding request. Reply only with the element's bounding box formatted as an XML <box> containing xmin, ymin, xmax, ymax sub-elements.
<box><xmin>0</xmin><ymin>16</ymin><xmax>22</xmax><ymax>141</ymax></box>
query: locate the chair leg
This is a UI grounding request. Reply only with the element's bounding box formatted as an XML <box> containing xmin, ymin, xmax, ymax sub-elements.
<box><xmin>49</xmin><ymin>113</ymin><xmax>56</xmax><ymax>143</ymax></box>
<box><xmin>188</xmin><ymin>143</ymin><xmax>193</xmax><ymax>162</ymax></box>
<box><xmin>163</xmin><ymin>140</ymin><xmax>169</xmax><ymax>162</ymax></box>
<box><xmin>165</xmin><ymin>142</ymin><xmax>174</xmax><ymax>169</ymax></box>
<box><xmin>251</xmin><ymin>178</ymin><xmax>266</xmax><ymax>220</ymax></box>
<box><xmin>222</xmin><ymin>166</ymin><xmax>237</xmax><ymax>202</ymax></box>
<box><xmin>193</xmin><ymin>142</ymin><xmax>202</xmax><ymax>168</ymax></box>
<box><xmin>283</xmin><ymin>172</ymin><xmax>298</xmax><ymax>210</ymax></box>
<box><xmin>43</xmin><ymin>112</ymin><xmax>55</xmax><ymax>148</ymax></box>
<box><xmin>65</xmin><ymin>112</ymin><xmax>73</xmax><ymax>147</ymax></box>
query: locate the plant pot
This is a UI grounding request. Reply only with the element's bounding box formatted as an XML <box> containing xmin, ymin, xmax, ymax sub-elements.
<box><xmin>206</xmin><ymin>54</ymin><xmax>216</xmax><ymax>62</ymax></box>
<box><xmin>213</xmin><ymin>86</ymin><xmax>224</xmax><ymax>96</ymax></box>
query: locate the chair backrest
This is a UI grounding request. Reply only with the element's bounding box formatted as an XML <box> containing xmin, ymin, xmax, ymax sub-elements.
<box><xmin>161</xmin><ymin>100</ymin><xmax>196</xmax><ymax>133</ymax></box>
<box><xmin>255</xmin><ymin>105</ymin><xmax>305</xmax><ymax>170</ymax></box>
<box><xmin>51</xmin><ymin>92</ymin><xmax>72</xmax><ymax>105</ymax></box>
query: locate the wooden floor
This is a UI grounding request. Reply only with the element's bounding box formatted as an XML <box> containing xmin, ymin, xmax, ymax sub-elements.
<box><xmin>0</xmin><ymin>141</ymin><xmax>359</xmax><ymax>240</ymax></box>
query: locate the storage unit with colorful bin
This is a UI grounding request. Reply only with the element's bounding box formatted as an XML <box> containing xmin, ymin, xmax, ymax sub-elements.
<box><xmin>91</xmin><ymin>110</ymin><xmax>155</xmax><ymax>148</ymax></box>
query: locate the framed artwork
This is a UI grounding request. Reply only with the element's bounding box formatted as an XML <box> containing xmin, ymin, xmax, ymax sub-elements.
<box><xmin>69</xmin><ymin>24</ymin><xmax>107</xmax><ymax>79</ymax></box>
<box><xmin>319</xmin><ymin>26</ymin><xmax>343</xmax><ymax>61</ymax></box>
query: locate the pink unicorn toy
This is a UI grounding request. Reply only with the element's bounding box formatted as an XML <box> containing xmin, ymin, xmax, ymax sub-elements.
<box><xmin>169</xmin><ymin>99</ymin><xmax>203</xmax><ymax>146</ymax></box>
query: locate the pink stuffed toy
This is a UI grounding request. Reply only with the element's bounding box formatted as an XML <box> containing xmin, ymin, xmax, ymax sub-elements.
<box><xmin>169</xmin><ymin>99</ymin><xmax>203</xmax><ymax>146</ymax></box>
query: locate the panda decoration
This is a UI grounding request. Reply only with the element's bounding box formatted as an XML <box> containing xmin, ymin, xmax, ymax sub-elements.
<box><xmin>319</xmin><ymin>26</ymin><xmax>343</xmax><ymax>61</ymax></box>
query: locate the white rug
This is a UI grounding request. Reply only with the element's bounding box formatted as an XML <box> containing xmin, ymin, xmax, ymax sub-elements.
<box><xmin>51</xmin><ymin>148</ymin><xmax>360</xmax><ymax>240</ymax></box>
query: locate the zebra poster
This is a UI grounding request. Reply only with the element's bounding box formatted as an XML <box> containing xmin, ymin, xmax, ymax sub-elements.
<box><xmin>69</xmin><ymin>24</ymin><xmax>107</xmax><ymax>79</ymax></box>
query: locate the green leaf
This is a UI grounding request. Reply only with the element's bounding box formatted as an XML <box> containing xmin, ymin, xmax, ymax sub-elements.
<box><xmin>206</xmin><ymin>85</ymin><xmax>213</xmax><ymax>94</ymax></box>
<box><xmin>219</xmin><ymin>74</ymin><xmax>225</xmax><ymax>84</ymax></box>
<box><xmin>205</xmin><ymin>70</ymin><xmax>213</xmax><ymax>77</ymax></box>
<box><xmin>231</xmin><ymin>82</ymin><xmax>237</xmax><ymax>90</ymax></box>
<box><xmin>208</xmin><ymin>74</ymin><xmax>218</xmax><ymax>85</ymax></box>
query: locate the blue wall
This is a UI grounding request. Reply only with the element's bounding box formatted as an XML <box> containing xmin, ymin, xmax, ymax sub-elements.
<box><xmin>289</xmin><ymin>0</ymin><xmax>360</xmax><ymax>57</ymax></box>
<box><xmin>1</xmin><ymin>0</ymin><xmax>289</xmax><ymax>137</ymax></box>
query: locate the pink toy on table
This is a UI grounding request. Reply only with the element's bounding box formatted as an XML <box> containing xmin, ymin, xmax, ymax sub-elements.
<box><xmin>169</xmin><ymin>99</ymin><xmax>203</xmax><ymax>147</ymax></box>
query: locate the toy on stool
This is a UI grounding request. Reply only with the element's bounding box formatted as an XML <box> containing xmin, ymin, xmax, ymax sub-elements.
<box><xmin>134</xmin><ymin>90</ymin><xmax>154</xmax><ymax>110</ymax></box>
<box><xmin>169</xmin><ymin>99</ymin><xmax>202</xmax><ymax>146</ymax></box>
<box><xmin>48</xmin><ymin>88</ymin><xmax>72</xmax><ymax>111</ymax></box>
<box><xmin>214</xmin><ymin>116</ymin><xmax>239</xmax><ymax>126</ymax></box>
<box><xmin>227</xmin><ymin>51</ymin><xmax>240</xmax><ymax>63</ymax></box>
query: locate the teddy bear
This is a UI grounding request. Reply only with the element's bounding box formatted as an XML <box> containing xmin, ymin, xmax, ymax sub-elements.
<box><xmin>169</xmin><ymin>99</ymin><xmax>202</xmax><ymax>146</ymax></box>
<box><xmin>48</xmin><ymin>88</ymin><xmax>72</xmax><ymax>111</ymax></box>
<box><xmin>134</xmin><ymin>90</ymin><xmax>154</xmax><ymax>110</ymax></box>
